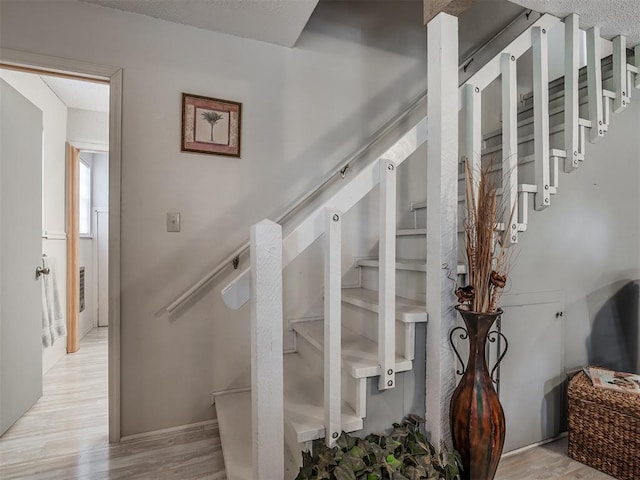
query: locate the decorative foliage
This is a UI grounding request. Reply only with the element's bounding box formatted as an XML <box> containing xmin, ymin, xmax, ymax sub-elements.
<box><xmin>457</xmin><ymin>159</ymin><xmax>515</xmax><ymax>313</ymax></box>
<box><xmin>295</xmin><ymin>414</ymin><xmax>462</xmax><ymax>480</ymax></box>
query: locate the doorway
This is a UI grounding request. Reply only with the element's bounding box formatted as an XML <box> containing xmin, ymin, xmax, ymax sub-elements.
<box><xmin>0</xmin><ymin>53</ymin><xmax>122</xmax><ymax>443</ymax></box>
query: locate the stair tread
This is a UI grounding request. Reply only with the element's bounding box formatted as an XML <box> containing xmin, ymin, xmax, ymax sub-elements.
<box><xmin>216</xmin><ymin>391</ymin><xmax>253</xmax><ymax>480</ymax></box>
<box><xmin>357</xmin><ymin>258</ymin><xmax>467</xmax><ymax>275</ymax></box>
<box><xmin>397</xmin><ymin>228</ymin><xmax>426</xmax><ymax>236</ymax></box>
<box><xmin>284</xmin><ymin>352</ymin><xmax>362</xmax><ymax>442</ymax></box>
<box><xmin>341</xmin><ymin>287</ymin><xmax>428</xmax><ymax>323</ymax></box>
<box><xmin>293</xmin><ymin>319</ymin><xmax>412</xmax><ymax>379</ymax></box>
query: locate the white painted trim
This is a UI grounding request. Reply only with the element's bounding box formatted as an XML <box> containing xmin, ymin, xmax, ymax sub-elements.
<box><xmin>612</xmin><ymin>36</ymin><xmax>627</xmax><ymax>113</ymax></box>
<box><xmin>71</xmin><ymin>141</ymin><xmax>109</xmax><ymax>153</ymax></box>
<box><xmin>42</xmin><ymin>231</ymin><xmax>67</xmax><ymax>240</ymax></box>
<box><xmin>0</xmin><ymin>49</ymin><xmax>123</xmax><ymax>444</ymax></box>
<box><xmin>212</xmin><ymin>386</ymin><xmax>251</xmax><ymax>397</ymax></box>
<box><xmin>120</xmin><ymin>419</ymin><xmax>219</xmax><ymax>442</ymax></box>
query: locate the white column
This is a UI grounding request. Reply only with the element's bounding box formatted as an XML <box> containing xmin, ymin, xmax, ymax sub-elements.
<box><xmin>426</xmin><ymin>12</ymin><xmax>458</xmax><ymax>448</ymax></box>
<box><xmin>324</xmin><ymin>208</ymin><xmax>342</xmax><ymax>447</ymax></box>
<box><xmin>564</xmin><ymin>13</ymin><xmax>581</xmax><ymax>172</ymax></box>
<box><xmin>250</xmin><ymin>220</ymin><xmax>284</xmax><ymax>480</ymax></box>
<box><xmin>378</xmin><ymin>159</ymin><xmax>396</xmax><ymax>391</ymax></box>
<box><xmin>501</xmin><ymin>52</ymin><xmax>518</xmax><ymax>243</ymax></box>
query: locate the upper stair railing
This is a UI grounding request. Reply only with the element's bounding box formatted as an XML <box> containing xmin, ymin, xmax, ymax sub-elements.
<box><xmin>461</xmin><ymin>14</ymin><xmax>640</xmax><ymax>241</ymax></box>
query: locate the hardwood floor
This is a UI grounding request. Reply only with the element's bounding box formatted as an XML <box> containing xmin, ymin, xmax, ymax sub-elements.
<box><xmin>0</xmin><ymin>328</ymin><xmax>227</xmax><ymax>479</ymax></box>
<box><xmin>496</xmin><ymin>437</ymin><xmax>614</xmax><ymax>479</ymax></box>
<box><xmin>0</xmin><ymin>328</ymin><xmax>614</xmax><ymax>479</ymax></box>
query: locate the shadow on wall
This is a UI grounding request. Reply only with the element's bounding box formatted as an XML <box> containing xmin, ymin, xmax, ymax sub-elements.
<box><xmin>587</xmin><ymin>280</ymin><xmax>639</xmax><ymax>373</ymax></box>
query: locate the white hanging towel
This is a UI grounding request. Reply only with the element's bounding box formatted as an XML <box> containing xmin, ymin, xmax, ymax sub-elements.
<box><xmin>41</xmin><ymin>256</ymin><xmax>66</xmax><ymax>347</ymax></box>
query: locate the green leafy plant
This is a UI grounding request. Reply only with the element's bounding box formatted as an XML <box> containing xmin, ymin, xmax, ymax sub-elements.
<box><xmin>296</xmin><ymin>414</ymin><xmax>462</xmax><ymax>480</ymax></box>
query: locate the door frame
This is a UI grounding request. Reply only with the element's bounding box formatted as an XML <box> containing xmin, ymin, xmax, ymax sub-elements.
<box><xmin>0</xmin><ymin>48</ymin><xmax>123</xmax><ymax>443</ymax></box>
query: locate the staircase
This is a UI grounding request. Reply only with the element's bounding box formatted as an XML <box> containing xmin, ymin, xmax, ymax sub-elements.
<box><xmin>215</xmin><ymin>12</ymin><xmax>640</xmax><ymax>480</ymax></box>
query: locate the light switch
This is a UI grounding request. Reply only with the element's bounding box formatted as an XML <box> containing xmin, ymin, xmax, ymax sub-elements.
<box><xmin>167</xmin><ymin>212</ymin><xmax>180</xmax><ymax>232</ymax></box>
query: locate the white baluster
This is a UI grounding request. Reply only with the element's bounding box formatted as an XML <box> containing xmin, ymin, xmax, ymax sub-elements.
<box><xmin>564</xmin><ymin>13</ymin><xmax>581</xmax><ymax>172</ymax></box>
<box><xmin>501</xmin><ymin>52</ymin><xmax>518</xmax><ymax>243</ymax></box>
<box><xmin>378</xmin><ymin>159</ymin><xmax>396</xmax><ymax>390</ymax></box>
<box><xmin>587</xmin><ymin>27</ymin><xmax>605</xmax><ymax>143</ymax></box>
<box><xmin>324</xmin><ymin>208</ymin><xmax>341</xmax><ymax>446</ymax></box>
<box><xmin>533</xmin><ymin>26</ymin><xmax>550</xmax><ymax>210</ymax></box>
<box><xmin>465</xmin><ymin>83</ymin><xmax>482</xmax><ymax>204</ymax></box>
<box><xmin>613</xmin><ymin>36</ymin><xmax>628</xmax><ymax>113</ymax></box>
<box><xmin>250</xmin><ymin>220</ymin><xmax>284</xmax><ymax>480</ymax></box>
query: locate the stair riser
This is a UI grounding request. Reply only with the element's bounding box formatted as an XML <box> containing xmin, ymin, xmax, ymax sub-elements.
<box><xmin>481</xmin><ymin>130</ymin><xmax>569</xmax><ymax>162</ymax></box>
<box><xmin>395</xmin><ymin>235</ymin><xmax>426</xmax><ymax>260</ymax></box>
<box><xmin>342</xmin><ymin>302</ymin><xmax>415</xmax><ymax>361</ymax></box>
<box><xmin>360</xmin><ymin>266</ymin><xmax>425</xmax><ymax>303</ymax></box>
<box><xmin>295</xmin><ymin>333</ymin><xmax>367</xmax><ymax>418</ymax></box>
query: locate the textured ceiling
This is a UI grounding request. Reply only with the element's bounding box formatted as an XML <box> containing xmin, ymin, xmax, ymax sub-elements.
<box><xmin>80</xmin><ymin>0</ymin><xmax>319</xmax><ymax>47</ymax></box>
<box><xmin>510</xmin><ymin>0</ymin><xmax>640</xmax><ymax>46</ymax></box>
<box><xmin>41</xmin><ymin>75</ymin><xmax>110</xmax><ymax>112</ymax></box>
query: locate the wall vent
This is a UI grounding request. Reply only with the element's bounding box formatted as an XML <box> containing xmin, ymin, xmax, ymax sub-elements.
<box><xmin>79</xmin><ymin>266</ymin><xmax>85</xmax><ymax>313</ymax></box>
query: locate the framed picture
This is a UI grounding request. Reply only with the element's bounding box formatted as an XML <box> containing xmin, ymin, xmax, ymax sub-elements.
<box><xmin>181</xmin><ymin>93</ymin><xmax>242</xmax><ymax>157</ymax></box>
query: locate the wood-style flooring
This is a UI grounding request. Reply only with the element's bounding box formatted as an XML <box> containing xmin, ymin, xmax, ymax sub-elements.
<box><xmin>0</xmin><ymin>328</ymin><xmax>226</xmax><ymax>479</ymax></box>
<box><xmin>496</xmin><ymin>437</ymin><xmax>614</xmax><ymax>479</ymax></box>
<box><xmin>0</xmin><ymin>328</ymin><xmax>614</xmax><ymax>479</ymax></box>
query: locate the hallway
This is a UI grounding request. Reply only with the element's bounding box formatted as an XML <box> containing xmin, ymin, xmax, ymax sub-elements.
<box><xmin>0</xmin><ymin>328</ymin><xmax>226</xmax><ymax>479</ymax></box>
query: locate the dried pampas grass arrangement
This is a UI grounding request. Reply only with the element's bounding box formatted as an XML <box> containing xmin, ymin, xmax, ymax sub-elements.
<box><xmin>457</xmin><ymin>159</ymin><xmax>515</xmax><ymax>313</ymax></box>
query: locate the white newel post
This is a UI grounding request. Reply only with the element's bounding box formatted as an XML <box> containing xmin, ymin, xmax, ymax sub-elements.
<box><xmin>378</xmin><ymin>159</ymin><xmax>396</xmax><ymax>391</ymax></box>
<box><xmin>250</xmin><ymin>220</ymin><xmax>284</xmax><ymax>480</ymax></box>
<box><xmin>426</xmin><ymin>12</ymin><xmax>458</xmax><ymax>448</ymax></box>
<box><xmin>324</xmin><ymin>208</ymin><xmax>342</xmax><ymax>447</ymax></box>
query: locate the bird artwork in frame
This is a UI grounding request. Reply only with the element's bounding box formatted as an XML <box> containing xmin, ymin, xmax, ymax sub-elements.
<box><xmin>181</xmin><ymin>93</ymin><xmax>242</xmax><ymax>157</ymax></box>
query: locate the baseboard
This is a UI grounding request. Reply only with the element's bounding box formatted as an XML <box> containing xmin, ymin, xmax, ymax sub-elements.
<box><xmin>501</xmin><ymin>432</ymin><xmax>568</xmax><ymax>458</ymax></box>
<box><xmin>120</xmin><ymin>419</ymin><xmax>218</xmax><ymax>442</ymax></box>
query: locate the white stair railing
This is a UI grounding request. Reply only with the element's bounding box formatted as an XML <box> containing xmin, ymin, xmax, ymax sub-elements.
<box><xmin>460</xmin><ymin>13</ymin><xmax>640</xmax><ymax>235</ymax></box>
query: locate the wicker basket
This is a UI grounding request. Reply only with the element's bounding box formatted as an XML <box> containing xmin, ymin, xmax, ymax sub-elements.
<box><xmin>568</xmin><ymin>371</ymin><xmax>640</xmax><ymax>480</ymax></box>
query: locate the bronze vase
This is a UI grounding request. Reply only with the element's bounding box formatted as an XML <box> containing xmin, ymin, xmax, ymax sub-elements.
<box><xmin>450</xmin><ymin>306</ymin><xmax>506</xmax><ymax>480</ymax></box>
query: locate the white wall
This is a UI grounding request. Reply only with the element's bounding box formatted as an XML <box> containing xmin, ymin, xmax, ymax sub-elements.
<box><xmin>0</xmin><ymin>68</ymin><xmax>69</xmax><ymax>374</ymax></box>
<box><xmin>0</xmin><ymin>0</ymin><xmax>428</xmax><ymax>435</ymax></box>
<box><xmin>68</xmin><ymin>108</ymin><xmax>109</xmax><ymax>149</ymax></box>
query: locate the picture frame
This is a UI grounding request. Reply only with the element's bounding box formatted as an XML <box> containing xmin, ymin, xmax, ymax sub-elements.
<box><xmin>181</xmin><ymin>93</ymin><xmax>242</xmax><ymax>157</ymax></box>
